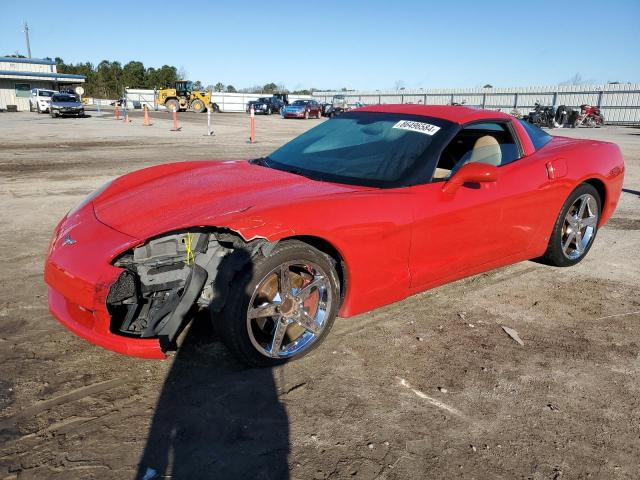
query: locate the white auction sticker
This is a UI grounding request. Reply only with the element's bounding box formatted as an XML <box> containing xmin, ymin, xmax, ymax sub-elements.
<box><xmin>392</xmin><ymin>120</ymin><xmax>440</xmax><ymax>136</ymax></box>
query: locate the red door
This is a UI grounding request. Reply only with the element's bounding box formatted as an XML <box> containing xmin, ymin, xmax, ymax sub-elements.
<box><xmin>407</xmin><ymin>181</ymin><xmax>506</xmax><ymax>291</ymax></box>
<box><xmin>407</xmin><ymin>119</ymin><xmax>552</xmax><ymax>291</ymax></box>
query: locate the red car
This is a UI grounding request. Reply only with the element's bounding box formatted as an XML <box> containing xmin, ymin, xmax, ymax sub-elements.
<box><xmin>282</xmin><ymin>99</ymin><xmax>322</xmax><ymax>119</ymax></box>
<box><xmin>44</xmin><ymin>105</ymin><xmax>624</xmax><ymax>366</ymax></box>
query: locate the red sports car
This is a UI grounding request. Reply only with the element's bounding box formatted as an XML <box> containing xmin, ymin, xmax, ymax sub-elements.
<box><xmin>44</xmin><ymin>105</ymin><xmax>624</xmax><ymax>366</ymax></box>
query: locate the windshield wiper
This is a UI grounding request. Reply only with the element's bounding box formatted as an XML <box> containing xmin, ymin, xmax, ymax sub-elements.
<box><xmin>250</xmin><ymin>157</ymin><xmax>272</xmax><ymax>167</ymax></box>
<box><xmin>250</xmin><ymin>157</ymin><xmax>325</xmax><ymax>182</ymax></box>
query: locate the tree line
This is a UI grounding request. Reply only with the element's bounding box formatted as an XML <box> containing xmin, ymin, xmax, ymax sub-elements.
<box><xmin>20</xmin><ymin>56</ymin><xmax>332</xmax><ymax>98</ymax></box>
<box><xmin>54</xmin><ymin>58</ymin><xmax>181</xmax><ymax>99</ymax></box>
<box><xmin>53</xmin><ymin>58</ymin><xmax>312</xmax><ymax>98</ymax></box>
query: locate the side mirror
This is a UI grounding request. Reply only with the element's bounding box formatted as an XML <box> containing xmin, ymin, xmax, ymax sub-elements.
<box><xmin>442</xmin><ymin>162</ymin><xmax>499</xmax><ymax>195</ymax></box>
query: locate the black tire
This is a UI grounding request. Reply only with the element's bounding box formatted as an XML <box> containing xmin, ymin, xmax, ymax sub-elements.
<box><xmin>191</xmin><ymin>99</ymin><xmax>205</xmax><ymax>113</ymax></box>
<box><xmin>165</xmin><ymin>99</ymin><xmax>180</xmax><ymax>113</ymax></box>
<box><xmin>540</xmin><ymin>183</ymin><xmax>601</xmax><ymax>267</ymax></box>
<box><xmin>219</xmin><ymin>240</ymin><xmax>340</xmax><ymax>367</ymax></box>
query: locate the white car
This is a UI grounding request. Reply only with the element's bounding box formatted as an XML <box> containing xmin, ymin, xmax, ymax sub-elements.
<box><xmin>29</xmin><ymin>88</ymin><xmax>56</xmax><ymax>114</ymax></box>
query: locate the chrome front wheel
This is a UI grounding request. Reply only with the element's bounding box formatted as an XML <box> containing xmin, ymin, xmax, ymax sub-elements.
<box><xmin>219</xmin><ymin>241</ymin><xmax>340</xmax><ymax>367</ymax></box>
<box><xmin>247</xmin><ymin>261</ymin><xmax>333</xmax><ymax>359</ymax></box>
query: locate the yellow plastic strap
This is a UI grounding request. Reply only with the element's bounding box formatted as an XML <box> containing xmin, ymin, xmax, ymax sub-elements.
<box><xmin>184</xmin><ymin>232</ymin><xmax>195</xmax><ymax>265</ymax></box>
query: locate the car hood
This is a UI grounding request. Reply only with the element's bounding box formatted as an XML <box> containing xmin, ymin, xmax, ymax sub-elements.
<box><xmin>92</xmin><ymin>160</ymin><xmax>365</xmax><ymax>240</ymax></box>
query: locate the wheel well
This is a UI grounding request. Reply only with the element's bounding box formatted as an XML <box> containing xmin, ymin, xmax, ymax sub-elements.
<box><xmin>286</xmin><ymin>235</ymin><xmax>347</xmax><ymax>307</ymax></box>
<box><xmin>583</xmin><ymin>178</ymin><xmax>606</xmax><ymax>211</ymax></box>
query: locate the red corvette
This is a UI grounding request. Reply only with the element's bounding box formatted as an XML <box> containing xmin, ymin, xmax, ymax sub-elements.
<box><xmin>44</xmin><ymin>105</ymin><xmax>624</xmax><ymax>366</ymax></box>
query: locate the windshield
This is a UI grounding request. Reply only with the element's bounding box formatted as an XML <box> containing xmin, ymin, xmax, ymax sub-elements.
<box><xmin>52</xmin><ymin>94</ymin><xmax>77</xmax><ymax>102</ymax></box>
<box><xmin>291</xmin><ymin>100</ymin><xmax>307</xmax><ymax>106</ymax></box>
<box><xmin>39</xmin><ymin>91</ymin><xmax>54</xmax><ymax>97</ymax></box>
<box><xmin>263</xmin><ymin>112</ymin><xmax>455</xmax><ymax>187</ymax></box>
<box><xmin>257</xmin><ymin>97</ymin><xmax>268</xmax><ymax>102</ymax></box>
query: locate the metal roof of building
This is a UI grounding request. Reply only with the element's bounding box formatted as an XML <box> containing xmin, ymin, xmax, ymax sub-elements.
<box><xmin>0</xmin><ymin>70</ymin><xmax>85</xmax><ymax>81</ymax></box>
<box><xmin>0</xmin><ymin>56</ymin><xmax>56</xmax><ymax>65</ymax></box>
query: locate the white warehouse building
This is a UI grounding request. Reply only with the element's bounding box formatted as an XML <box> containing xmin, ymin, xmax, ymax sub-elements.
<box><xmin>0</xmin><ymin>56</ymin><xmax>85</xmax><ymax>111</ymax></box>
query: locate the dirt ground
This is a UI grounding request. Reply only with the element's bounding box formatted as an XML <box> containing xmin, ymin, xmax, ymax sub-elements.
<box><xmin>0</xmin><ymin>109</ymin><xmax>638</xmax><ymax>480</ymax></box>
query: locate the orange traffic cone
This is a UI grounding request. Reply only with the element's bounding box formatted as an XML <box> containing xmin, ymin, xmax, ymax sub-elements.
<box><xmin>143</xmin><ymin>104</ymin><xmax>151</xmax><ymax>126</ymax></box>
<box><xmin>115</xmin><ymin>105</ymin><xmax>120</xmax><ymax>120</ymax></box>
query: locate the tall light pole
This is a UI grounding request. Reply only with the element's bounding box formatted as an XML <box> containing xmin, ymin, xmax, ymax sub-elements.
<box><xmin>23</xmin><ymin>22</ymin><xmax>32</xmax><ymax>58</ymax></box>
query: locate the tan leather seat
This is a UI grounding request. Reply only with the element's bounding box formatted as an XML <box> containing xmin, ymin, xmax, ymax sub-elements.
<box><xmin>433</xmin><ymin>167</ymin><xmax>451</xmax><ymax>179</ymax></box>
<box><xmin>467</xmin><ymin>135</ymin><xmax>502</xmax><ymax>166</ymax></box>
<box><xmin>434</xmin><ymin>135</ymin><xmax>502</xmax><ymax>181</ymax></box>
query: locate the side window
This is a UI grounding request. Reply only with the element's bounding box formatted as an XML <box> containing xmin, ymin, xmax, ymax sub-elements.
<box><xmin>15</xmin><ymin>83</ymin><xmax>31</xmax><ymax>98</ymax></box>
<box><xmin>432</xmin><ymin>122</ymin><xmax>520</xmax><ymax>181</ymax></box>
<box><xmin>519</xmin><ymin>120</ymin><xmax>552</xmax><ymax>150</ymax></box>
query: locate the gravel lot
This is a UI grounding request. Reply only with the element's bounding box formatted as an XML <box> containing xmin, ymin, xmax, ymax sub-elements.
<box><xmin>0</xmin><ymin>109</ymin><xmax>638</xmax><ymax>479</ymax></box>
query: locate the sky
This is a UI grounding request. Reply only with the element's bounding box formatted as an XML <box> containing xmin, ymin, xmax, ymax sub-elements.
<box><xmin>1</xmin><ymin>0</ymin><xmax>638</xmax><ymax>91</ymax></box>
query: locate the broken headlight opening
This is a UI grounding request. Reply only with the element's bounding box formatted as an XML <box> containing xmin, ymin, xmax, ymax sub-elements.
<box><xmin>107</xmin><ymin>229</ymin><xmax>274</xmax><ymax>352</ymax></box>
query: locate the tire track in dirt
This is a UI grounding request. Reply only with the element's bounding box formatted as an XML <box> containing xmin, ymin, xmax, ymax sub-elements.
<box><xmin>0</xmin><ymin>377</ymin><xmax>129</xmax><ymax>432</ymax></box>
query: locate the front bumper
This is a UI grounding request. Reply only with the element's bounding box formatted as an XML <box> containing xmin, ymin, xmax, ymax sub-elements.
<box><xmin>283</xmin><ymin>110</ymin><xmax>305</xmax><ymax>118</ymax></box>
<box><xmin>44</xmin><ymin>205</ymin><xmax>165</xmax><ymax>359</ymax></box>
<box><xmin>54</xmin><ymin>108</ymin><xmax>83</xmax><ymax>115</ymax></box>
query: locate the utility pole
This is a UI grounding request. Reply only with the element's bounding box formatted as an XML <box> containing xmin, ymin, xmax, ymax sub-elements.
<box><xmin>23</xmin><ymin>22</ymin><xmax>32</xmax><ymax>58</ymax></box>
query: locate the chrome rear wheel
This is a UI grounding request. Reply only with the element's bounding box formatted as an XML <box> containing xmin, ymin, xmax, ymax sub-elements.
<box><xmin>561</xmin><ymin>193</ymin><xmax>599</xmax><ymax>260</ymax></box>
<box><xmin>541</xmin><ymin>183</ymin><xmax>601</xmax><ymax>267</ymax></box>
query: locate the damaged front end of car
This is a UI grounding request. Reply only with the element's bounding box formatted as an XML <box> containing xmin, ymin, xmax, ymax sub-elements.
<box><xmin>106</xmin><ymin>229</ymin><xmax>274</xmax><ymax>353</ymax></box>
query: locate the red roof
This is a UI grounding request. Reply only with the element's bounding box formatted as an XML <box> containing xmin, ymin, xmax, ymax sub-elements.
<box><xmin>355</xmin><ymin>104</ymin><xmax>513</xmax><ymax>124</ymax></box>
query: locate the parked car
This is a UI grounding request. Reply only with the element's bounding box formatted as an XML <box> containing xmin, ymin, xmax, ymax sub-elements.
<box><xmin>29</xmin><ymin>88</ymin><xmax>56</xmax><ymax>113</ymax></box>
<box><xmin>50</xmin><ymin>93</ymin><xmax>84</xmax><ymax>118</ymax></box>
<box><xmin>44</xmin><ymin>105</ymin><xmax>624</xmax><ymax>366</ymax></box>
<box><xmin>282</xmin><ymin>99</ymin><xmax>322</xmax><ymax>119</ymax></box>
<box><xmin>273</xmin><ymin>93</ymin><xmax>289</xmax><ymax>106</ymax></box>
<box><xmin>250</xmin><ymin>96</ymin><xmax>285</xmax><ymax>115</ymax></box>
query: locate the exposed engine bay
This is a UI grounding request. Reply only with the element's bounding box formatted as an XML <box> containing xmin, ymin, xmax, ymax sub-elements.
<box><xmin>106</xmin><ymin>230</ymin><xmax>274</xmax><ymax>351</ymax></box>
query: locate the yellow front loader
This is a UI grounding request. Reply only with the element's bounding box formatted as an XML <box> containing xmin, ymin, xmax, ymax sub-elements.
<box><xmin>157</xmin><ymin>80</ymin><xmax>211</xmax><ymax>113</ymax></box>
